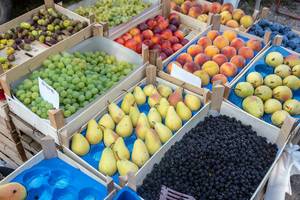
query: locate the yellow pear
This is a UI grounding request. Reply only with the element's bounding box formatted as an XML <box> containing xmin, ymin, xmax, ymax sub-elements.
<box><xmin>116</xmin><ymin>115</ymin><xmax>133</xmax><ymax>137</ymax></box>
<box><xmin>176</xmin><ymin>101</ymin><xmax>192</xmax><ymax>121</ymax></box>
<box><xmin>71</xmin><ymin>133</ymin><xmax>90</xmax><ymax>156</ymax></box>
<box><xmin>117</xmin><ymin>160</ymin><xmax>139</xmax><ymax>176</ymax></box>
<box><xmin>86</xmin><ymin>119</ymin><xmax>103</xmax><ymax>144</ymax></box>
<box><xmin>133</xmin><ymin>86</ymin><xmax>146</xmax><ymax>105</ymax></box>
<box><xmin>148</xmin><ymin>89</ymin><xmax>161</xmax><ymax>107</ymax></box>
<box><xmin>156</xmin><ymin>98</ymin><xmax>170</xmax><ymax>118</ymax></box>
<box><xmin>143</xmin><ymin>84</ymin><xmax>155</xmax><ymax>96</ymax></box>
<box><xmin>184</xmin><ymin>94</ymin><xmax>201</xmax><ymax>111</ymax></box>
<box><xmin>135</xmin><ymin>113</ymin><xmax>150</xmax><ymax>140</ymax></box>
<box><xmin>157</xmin><ymin>84</ymin><xmax>172</xmax><ymax>98</ymax></box>
<box><xmin>112</xmin><ymin>137</ymin><xmax>130</xmax><ymax>160</ymax></box>
<box><xmin>0</xmin><ymin>183</ymin><xmax>27</xmax><ymax>200</ymax></box>
<box><xmin>165</xmin><ymin>106</ymin><xmax>182</xmax><ymax>131</ymax></box>
<box><xmin>153</xmin><ymin>122</ymin><xmax>173</xmax><ymax>143</ymax></box>
<box><xmin>129</xmin><ymin>105</ymin><xmax>140</xmax><ymax>127</ymax></box>
<box><xmin>121</xmin><ymin>92</ymin><xmax>135</xmax><ymax>114</ymax></box>
<box><xmin>145</xmin><ymin>129</ymin><xmax>162</xmax><ymax>155</ymax></box>
<box><xmin>99</xmin><ymin>147</ymin><xmax>117</xmax><ymax>176</ymax></box>
<box><xmin>98</xmin><ymin>113</ymin><xmax>115</xmax><ymax>130</ymax></box>
<box><xmin>148</xmin><ymin>107</ymin><xmax>162</xmax><ymax>127</ymax></box>
<box><xmin>103</xmin><ymin>128</ymin><xmax>119</xmax><ymax>147</ymax></box>
<box><xmin>108</xmin><ymin>102</ymin><xmax>125</xmax><ymax>123</ymax></box>
<box><xmin>132</xmin><ymin>139</ymin><xmax>150</xmax><ymax>167</ymax></box>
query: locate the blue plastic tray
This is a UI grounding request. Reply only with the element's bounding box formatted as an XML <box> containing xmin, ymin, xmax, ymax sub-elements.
<box><xmin>77</xmin><ymin>84</ymin><xmax>199</xmax><ymax>184</ymax></box>
<box><xmin>229</xmin><ymin>46</ymin><xmax>300</xmax><ymax>125</ymax></box>
<box><xmin>11</xmin><ymin>157</ymin><xmax>107</xmax><ymax>200</ymax></box>
<box><xmin>162</xmin><ymin>32</ymin><xmax>265</xmax><ymax>91</ymax></box>
<box><xmin>113</xmin><ymin>187</ymin><xmax>141</xmax><ymax>200</ymax></box>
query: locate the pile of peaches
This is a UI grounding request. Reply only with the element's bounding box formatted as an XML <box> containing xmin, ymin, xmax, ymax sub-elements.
<box><xmin>171</xmin><ymin>1</ymin><xmax>254</xmax><ymax>29</ymax></box>
<box><xmin>114</xmin><ymin>13</ymin><xmax>189</xmax><ymax>60</ymax></box>
<box><xmin>166</xmin><ymin>29</ymin><xmax>263</xmax><ymax>86</ymax></box>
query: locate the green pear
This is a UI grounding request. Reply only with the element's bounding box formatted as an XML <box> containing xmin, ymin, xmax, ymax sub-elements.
<box><xmin>103</xmin><ymin>128</ymin><xmax>119</xmax><ymax>147</ymax></box>
<box><xmin>132</xmin><ymin>139</ymin><xmax>150</xmax><ymax>167</ymax></box>
<box><xmin>165</xmin><ymin>106</ymin><xmax>182</xmax><ymax>131</ymax></box>
<box><xmin>135</xmin><ymin>113</ymin><xmax>150</xmax><ymax>140</ymax></box>
<box><xmin>98</xmin><ymin>113</ymin><xmax>115</xmax><ymax>130</ymax></box>
<box><xmin>112</xmin><ymin>137</ymin><xmax>130</xmax><ymax>160</ymax></box>
<box><xmin>168</xmin><ymin>87</ymin><xmax>183</xmax><ymax>106</ymax></box>
<box><xmin>121</xmin><ymin>92</ymin><xmax>135</xmax><ymax>114</ymax></box>
<box><xmin>246</xmin><ymin>72</ymin><xmax>263</xmax><ymax>88</ymax></box>
<box><xmin>148</xmin><ymin>89</ymin><xmax>161</xmax><ymax>107</ymax></box>
<box><xmin>234</xmin><ymin>82</ymin><xmax>254</xmax><ymax>98</ymax></box>
<box><xmin>117</xmin><ymin>160</ymin><xmax>139</xmax><ymax>176</ymax></box>
<box><xmin>86</xmin><ymin>119</ymin><xmax>103</xmax><ymax>145</ymax></box>
<box><xmin>265</xmin><ymin>52</ymin><xmax>284</xmax><ymax>67</ymax></box>
<box><xmin>254</xmin><ymin>85</ymin><xmax>272</xmax><ymax>101</ymax></box>
<box><xmin>264</xmin><ymin>99</ymin><xmax>282</xmax><ymax>114</ymax></box>
<box><xmin>99</xmin><ymin>147</ymin><xmax>117</xmax><ymax>176</ymax></box>
<box><xmin>156</xmin><ymin>98</ymin><xmax>170</xmax><ymax>118</ymax></box>
<box><xmin>176</xmin><ymin>101</ymin><xmax>192</xmax><ymax>121</ymax></box>
<box><xmin>129</xmin><ymin>105</ymin><xmax>140</xmax><ymax>127</ymax></box>
<box><xmin>116</xmin><ymin>115</ymin><xmax>133</xmax><ymax>137</ymax></box>
<box><xmin>274</xmin><ymin>64</ymin><xmax>291</xmax><ymax>78</ymax></box>
<box><xmin>71</xmin><ymin>133</ymin><xmax>90</xmax><ymax>156</ymax></box>
<box><xmin>157</xmin><ymin>84</ymin><xmax>172</xmax><ymax>98</ymax></box>
<box><xmin>153</xmin><ymin>122</ymin><xmax>172</xmax><ymax>143</ymax></box>
<box><xmin>145</xmin><ymin>129</ymin><xmax>162</xmax><ymax>155</ymax></box>
<box><xmin>283</xmin><ymin>75</ymin><xmax>300</xmax><ymax>90</ymax></box>
<box><xmin>148</xmin><ymin>107</ymin><xmax>162</xmax><ymax>127</ymax></box>
<box><xmin>264</xmin><ymin>74</ymin><xmax>282</xmax><ymax>89</ymax></box>
<box><xmin>143</xmin><ymin>84</ymin><xmax>156</xmax><ymax>96</ymax></box>
<box><xmin>292</xmin><ymin>65</ymin><xmax>300</xmax><ymax>77</ymax></box>
<box><xmin>283</xmin><ymin>99</ymin><xmax>300</xmax><ymax>115</ymax></box>
<box><xmin>133</xmin><ymin>86</ymin><xmax>146</xmax><ymax>105</ymax></box>
<box><xmin>0</xmin><ymin>183</ymin><xmax>27</xmax><ymax>200</ymax></box>
<box><xmin>271</xmin><ymin>110</ymin><xmax>290</xmax><ymax>127</ymax></box>
<box><xmin>273</xmin><ymin>86</ymin><xmax>293</xmax><ymax>102</ymax></box>
<box><xmin>184</xmin><ymin>94</ymin><xmax>201</xmax><ymax>111</ymax></box>
<box><xmin>242</xmin><ymin>96</ymin><xmax>264</xmax><ymax>118</ymax></box>
<box><xmin>108</xmin><ymin>102</ymin><xmax>125</xmax><ymax>123</ymax></box>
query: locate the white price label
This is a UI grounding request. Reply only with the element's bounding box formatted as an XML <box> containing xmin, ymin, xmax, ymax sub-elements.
<box><xmin>38</xmin><ymin>77</ymin><xmax>59</xmax><ymax>109</ymax></box>
<box><xmin>170</xmin><ymin>64</ymin><xmax>201</xmax><ymax>88</ymax></box>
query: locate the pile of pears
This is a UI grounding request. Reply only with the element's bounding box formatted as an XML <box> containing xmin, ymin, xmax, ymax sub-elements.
<box><xmin>234</xmin><ymin>51</ymin><xmax>300</xmax><ymax>127</ymax></box>
<box><xmin>71</xmin><ymin>83</ymin><xmax>201</xmax><ymax>177</ymax></box>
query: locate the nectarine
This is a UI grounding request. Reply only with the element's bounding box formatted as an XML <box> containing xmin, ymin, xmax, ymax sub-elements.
<box><xmin>207</xmin><ymin>30</ymin><xmax>219</xmax><ymax>41</ymax></box>
<box><xmin>238</xmin><ymin>46</ymin><xmax>254</xmax><ymax>59</ymax></box>
<box><xmin>183</xmin><ymin>62</ymin><xmax>200</xmax><ymax>73</ymax></box>
<box><xmin>204</xmin><ymin>45</ymin><xmax>220</xmax><ymax>57</ymax></box>
<box><xmin>246</xmin><ymin>39</ymin><xmax>262</xmax><ymax>51</ymax></box>
<box><xmin>213</xmin><ymin>36</ymin><xmax>229</xmax><ymax>50</ymax></box>
<box><xmin>202</xmin><ymin>61</ymin><xmax>220</xmax><ymax>77</ymax></box>
<box><xmin>194</xmin><ymin>53</ymin><xmax>210</xmax><ymax>66</ymax></box>
<box><xmin>230</xmin><ymin>38</ymin><xmax>245</xmax><ymax>50</ymax></box>
<box><xmin>221</xmin><ymin>46</ymin><xmax>237</xmax><ymax>59</ymax></box>
<box><xmin>230</xmin><ymin>55</ymin><xmax>245</xmax><ymax>68</ymax></box>
<box><xmin>211</xmin><ymin>74</ymin><xmax>228</xmax><ymax>84</ymax></box>
<box><xmin>187</xmin><ymin>44</ymin><xmax>203</xmax><ymax>57</ymax></box>
<box><xmin>197</xmin><ymin>36</ymin><xmax>212</xmax><ymax>48</ymax></box>
<box><xmin>167</xmin><ymin>61</ymin><xmax>182</xmax><ymax>73</ymax></box>
<box><xmin>176</xmin><ymin>53</ymin><xmax>193</xmax><ymax>65</ymax></box>
<box><xmin>220</xmin><ymin>62</ymin><xmax>237</xmax><ymax>77</ymax></box>
<box><xmin>212</xmin><ymin>54</ymin><xmax>228</xmax><ymax>66</ymax></box>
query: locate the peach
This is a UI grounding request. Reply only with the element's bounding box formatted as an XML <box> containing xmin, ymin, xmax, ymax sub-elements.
<box><xmin>212</xmin><ymin>54</ymin><xmax>228</xmax><ymax>66</ymax></box>
<box><xmin>142</xmin><ymin>30</ymin><xmax>154</xmax><ymax>39</ymax></box>
<box><xmin>197</xmin><ymin>36</ymin><xmax>212</xmax><ymax>48</ymax></box>
<box><xmin>230</xmin><ymin>38</ymin><xmax>245</xmax><ymax>50</ymax></box>
<box><xmin>246</xmin><ymin>39</ymin><xmax>262</xmax><ymax>51</ymax></box>
<box><xmin>163</xmin><ymin>47</ymin><xmax>174</xmax><ymax>56</ymax></box>
<box><xmin>187</xmin><ymin>44</ymin><xmax>203</xmax><ymax>57</ymax></box>
<box><xmin>172</xmin><ymin>43</ymin><xmax>183</xmax><ymax>52</ymax></box>
<box><xmin>146</xmin><ymin>19</ymin><xmax>157</xmax><ymax>29</ymax></box>
<box><xmin>220</xmin><ymin>11</ymin><xmax>232</xmax><ymax>24</ymax></box>
<box><xmin>115</xmin><ymin>37</ymin><xmax>125</xmax><ymax>45</ymax></box>
<box><xmin>211</xmin><ymin>74</ymin><xmax>228</xmax><ymax>84</ymax></box>
<box><xmin>232</xmin><ymin>9</ymin><xmax>245</xmax><ymax>21</ymax></box>
<box><xmin>221</xmin><ymin>3</ymin><xmax>234</xmax><ymax>13</ymax></box>
<box><xmin>136</xmin><ymin>43</ymin><xmax>142</xmax><ymax>54</ymax></box>
<box><xmin>129</xmin><ymin>28</ymin><xmax>141</xmax><ymax>36</ymax></box>
<box><xmin>169</xmin><ymin>13</ymin><xmax>180</xmax><ymax>21</ymax></box>
<box><xmin>207</xmin><ymin>30</ymin><xmax>220</xmax><ymax>41</ymax></box>
<box><xmin>183</xmin><ymin>62</ymin><xmax>200</xmax><ymax>73</ymax></box>
<box><xmin>181</xmin><ymin>1</ymin><xmax>193</xmax><ymax>14</ymax></box>
<box><xmin>181</xmin><ymin>38</ymin><xmax>189</xmax><ymax>46</ymax></box>
<box><xmin>122</xmin><ymin>33</ymin><xmax>132</xmax><ymax>41</ymax></box>
<box><xmin>238</xmin><ymin>46</ymin><xmax>254</xmax><ymax>59</ymax></box>
<box><xmin>202</xmin><ymin>61</ymin><xmax>220</xmax><ymax>76</ymax></box>
<box><xmin>167</xmin><ymin>61</ymin><xmax>182</xmax><ymax>73</ymax></box>
<box><xmin>174</xmin><ymin>30</ymin><xmax>185</xmax><ymax>40</ymax></box>
<box><xmin>155</xmin><ymin>15</ymin><xmax>165</xmax><ymax>22</ymax></box>
<box><xmin>210</xmin><ymin>2</ymin><xmax>221</xmax><ymax>14</ymax></box>
<box><xmin>125</xmin><ymin>39</ymin><xmax>138</xmax><ymax>51</ymax></box>
<box><xmin>161</xmin><ymin>40</ymin><xmax>172</xmax><ymax>49</ymax></box>
<box><xmin>151</xmin><ymin>35</ymin><xmax>160</xmax><ymax>44</ymax></box>
<box><xmin>188</xmin><ymin>6</ymin><xmax>203</xmax><ymax>18</ymax></box>
<box><xmin>230</xmin><ymin>55</ymin><xmax>245</xmax><ymax>68</ymax></box>
<box><xmin>176</xmin><ymin>53</ymin><xmax>193</xmax><ymax>65</ymax></box>
<box><xmin>133</xmin><ymin>34</ymin><xmax>143</xmax><ymax>43</ymax></box>
<box><xmin>194</xmin><ymin>53</ymin><xmax>210</xmax><ymax>66</ymax></box>
<box><xmin>226</xmin><ymin>20</ymin><xmax>239</xmax><ymax>28</ymax></box>
<box><xmin>220</xmin><ymin>62</ymin><xmax>237</xmax><ymax>77</ymax></box>
<box><xmin>204</xmin><ymin>45</ymin><xmax>220</xmax><ymax>57</ymax></box>
<box><xmin>213</xmin><ymin>36</ymin><xmax>229</xmax><ymax>50</ymax></box>
<box><xmin>169</xmin><ymin>36</ymin><xmax>180</xmax><ymax>44</ymax></box>
<box><xmin>223</xmin><ymin>30</ymin><xmax>237</xmax><ymax>42</ymax></box>
<box><xmin>221</xmin><ymin>46</ymin><xmax>237</xmax><ymax>59</ymax></box>
<box><xmin>158</xmin><ymin>19</ymin><xmax>169</xmax><ymax>30</ymax></box>
<box><xmin>202</xmin><ymin>3</ymin><xmax>210</xmax><ymax>13</ymax></box>
<box><xmin>161</xmin><ymin>29</ymin><xmax>173</xmax><ymax>40</ymax></box>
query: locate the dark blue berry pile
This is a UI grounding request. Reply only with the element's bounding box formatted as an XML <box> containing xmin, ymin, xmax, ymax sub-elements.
<box><xmin>137</xmin><ymin>115</ymin><xmax>277</xmax><ymax>200</ymax></box>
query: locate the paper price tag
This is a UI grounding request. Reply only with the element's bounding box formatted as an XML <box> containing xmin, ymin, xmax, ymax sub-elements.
<box><xmin>38</xmin><ymin>77</ymin><xmax>59</xmax><ymax>109</ymax></box>
<box><xmin>170</xmin><ymin>64</ymin><xmax>201</xmax><ymax>88</ymax></box>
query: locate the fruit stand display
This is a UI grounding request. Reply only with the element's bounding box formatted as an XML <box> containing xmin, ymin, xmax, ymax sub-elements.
<box><xmin>229</xmin><ymin>45</ymin><xmax>300</xmax><ymax>128</ymax></box>
<box><xmin>0</xmin><ymin>0</ymin><xmax>90</xmax><ymax>73</ymax></box>
<box><xmin>0</xmin><ymin>136</ymin><xmax>118</xmax><ymax>200</ymax></box>
<box><xmin>60</xmin><ymin>66</ymin><xmax>209</xmax><ymax>184</ymax></box>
